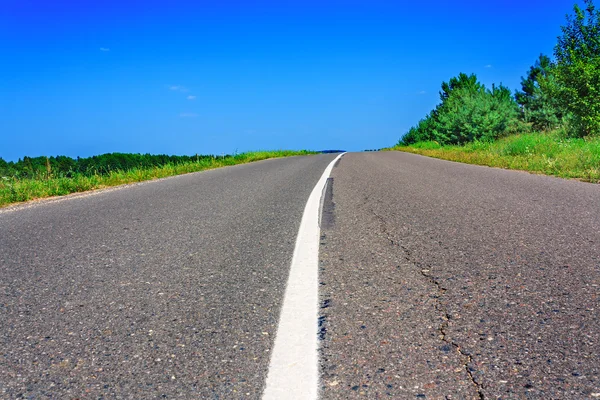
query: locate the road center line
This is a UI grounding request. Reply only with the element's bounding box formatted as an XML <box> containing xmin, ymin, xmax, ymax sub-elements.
<box><xmin>262</xmin><ymin>153</ymin><xmax>345</xmax><ymax>400</ymax></box>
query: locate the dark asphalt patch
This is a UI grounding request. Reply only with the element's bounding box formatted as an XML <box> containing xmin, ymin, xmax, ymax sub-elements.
<box><xmin>320</xmin><ymin>177</ymin><xmax>336</xmax><ymax>230</ymax></box>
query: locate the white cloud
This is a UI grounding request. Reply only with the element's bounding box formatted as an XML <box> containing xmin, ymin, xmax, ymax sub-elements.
<box><xmin>169</xmin><ymin>85</ymin><xmax>188</xmax><ymax>92</ymax></box>
<box><xmin>417</xmin><ymin>90</ymin><xmax>426</xmax><ymax>95</ymax></box>
<box><xmin>187</xmin><ymin>95</ymin><xmax>196</xmax><ymax>100</ymax></box>
<box><xmin>179</xmin><ymin>112</ymin><xmax>198</xmax><ymax>118</ymax></box>
<box><xmin>485</xmin><ymin>64</ymin><xmax>493</xmax><ymax>68</ymax></box>
<box><xmin>100</xmin><ymin>47</ymin><xmax>110</xmax><ymax>52</ymax></box>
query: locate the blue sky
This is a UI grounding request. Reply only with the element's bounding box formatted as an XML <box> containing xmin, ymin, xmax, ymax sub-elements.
<box><xmin>0</xmin><ymin>0</ymin><xmax>578</xmax><ymax>161</ymax></box>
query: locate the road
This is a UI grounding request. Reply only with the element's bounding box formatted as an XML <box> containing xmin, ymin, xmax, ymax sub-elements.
<box><xmin>320</xmin><ymin>152</ymin><xmax>600</xmax><ymax>399</ymax></box>
<box><xmin>1</xmin><ymin>151</ymin><xmax>599</xmax><ymax>399</ymax></box>
<box><xmin>0</xmin><ymin>154</ymin><xmax>337</xmax><ymax>398</ymax></box>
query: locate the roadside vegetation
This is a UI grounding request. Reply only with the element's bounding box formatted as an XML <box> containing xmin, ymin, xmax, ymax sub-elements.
<box><xmin>393</xmin><ymin>0</ymin><xmax>600</xmax><ymax>182</ymax></box>
<box><xmin>0</xmin><ymin>150</ymin><xmax>315</xmax><ymax>208</ymax></box>
<box><xmin>399</xmin><ymin>133</ymin><xmax>600</xmax><ymax>182</ymax></box>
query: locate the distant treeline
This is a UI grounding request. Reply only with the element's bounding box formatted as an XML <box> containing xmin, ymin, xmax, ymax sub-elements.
<box><xmin>0</xmin><ymin>153</ymin><xmax>226</xmax><ymax>179</ymax></box>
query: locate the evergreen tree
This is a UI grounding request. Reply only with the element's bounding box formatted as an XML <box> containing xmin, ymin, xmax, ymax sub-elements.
<box><xmin>400</xmin><ymin>73</ymin><xmax>519</xmax><ymax>145</ymax></box>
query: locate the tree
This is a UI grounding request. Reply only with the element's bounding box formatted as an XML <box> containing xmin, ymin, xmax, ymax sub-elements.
<box><xmin>553</xmin><ymin>0</ymin><xmax>600</xmax><ymax>136</ymax></box>
<box><xmin>435</xmin><ymin>83</ymin><xmax>519</xmax><ymax>144</ymax></box>
<box><xmin>0</xmin><ymin>158</ymin><xmax>12</xmax><ymax>178</ymax></box>
<box><xmin>515</xmin><ymin>54</ymin><xmax>562</xmax><ymax>131</ymax></box>
<box><xmin>399</xmin><ymin>73</ymin><xmax>520</xmax><ymax>145</ymax></box>
<box><xmin>440</xmin><ymin>72</ymin><xmax>484</xmax><ymax>101</ymax></box>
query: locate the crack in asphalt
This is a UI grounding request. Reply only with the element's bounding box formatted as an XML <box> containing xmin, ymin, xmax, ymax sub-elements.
<box><xmin>418</xmin><ymin>267</ymin><xmax>486</xmax><ymax>400</ymax></box>
<box><xmin>371</xmin><ymin>207</ymin><xmax>486</xmax><ymax>400</ymax></box>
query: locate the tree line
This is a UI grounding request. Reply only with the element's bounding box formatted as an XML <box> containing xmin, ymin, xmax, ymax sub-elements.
<box><xmin>400</xmin><ymin>0</ymin><xmax>600</xmax><ymax>145</ymax></box>
<box><xmin>0</xmin><ymin>153</ymin><xmax>223</xmax><ymax>180</ymax></box>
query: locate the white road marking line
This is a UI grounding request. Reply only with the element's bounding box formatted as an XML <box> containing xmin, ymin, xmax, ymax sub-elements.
<box><xmin>262</xmin><ymin>153</ymin><xmax>345</xmax><ymax>400</ymax></box>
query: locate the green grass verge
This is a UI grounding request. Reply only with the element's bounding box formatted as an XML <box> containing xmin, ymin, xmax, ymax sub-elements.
<box><xmin>0</xmin><ymin>150</ymin><xmax>315</xmax><ymax>208</ymax></box>
<box><xmin>391</xmin><ymin>132</ymin><xmax>600</xmax><ymax>183</ymax></box>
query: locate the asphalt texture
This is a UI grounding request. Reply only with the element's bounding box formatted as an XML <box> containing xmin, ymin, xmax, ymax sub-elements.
<box><xmin>0</xmin><ymin>153</ymin><xmax>337</xmax><ymax>399</ymax></box>
<box><xmin>319</xmin><ymin>152</ymin><xmax>600</xmax><ymax>399</ymax></box>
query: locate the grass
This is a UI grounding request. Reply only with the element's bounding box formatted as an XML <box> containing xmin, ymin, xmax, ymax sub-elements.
<box><xmin>0</xmin><ymin>150</ymin><xmax>316</xmax><ymax>208</ymax></box>
<box><xmin>391</xmin><ymin>131</ymin><xmax>600</xmax><ymax>183</ymax></box>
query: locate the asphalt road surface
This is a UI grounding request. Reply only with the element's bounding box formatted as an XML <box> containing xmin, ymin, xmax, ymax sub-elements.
<box><xmin>0</xmin><ymin>154</ymin><xmax>337</xmax><ymax>399</ymax></box>
<box><xmin>320</xmin><ymin>152</ymin><xmax>599</xmax><ymax>399</ymax></box>
<box><xmin>1</xmin><ymin>151</ymin><xmax>599</xmax><ymax>399</ymax></box>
